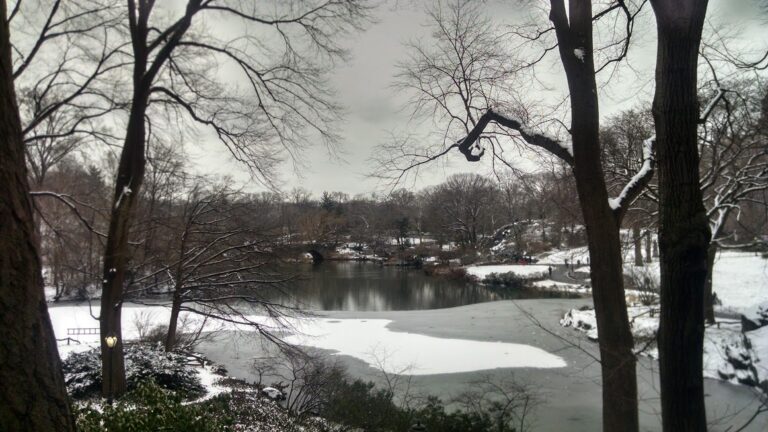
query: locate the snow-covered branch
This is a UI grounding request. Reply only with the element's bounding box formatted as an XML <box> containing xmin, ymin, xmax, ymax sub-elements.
<box><xmin>608</xmin><ymin>137</ymin><xmax>655</xmax><ymax>221</ymax></box>
<box><xmin>698</xmin><ymin>87</ymin><xmax>726</xmax><ymax>124</ymax></box>
<box><xmin>30</xmin><ymin>191</ymin><xmax>107</xmax><ymax>238</ymax></box>
<box><xmin>456</xmin><ymin>107</ymin><xmax>575</xmax><ymax>166</ymax></box>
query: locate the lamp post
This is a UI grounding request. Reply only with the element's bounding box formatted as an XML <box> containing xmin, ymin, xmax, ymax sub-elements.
<box><xmin>104</xmin><ymin>335</ymin><xmax>118</xmax><ymax>405</ymax></box>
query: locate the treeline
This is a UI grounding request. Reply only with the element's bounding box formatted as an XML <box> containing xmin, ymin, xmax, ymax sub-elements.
<box><xmin>33</xmin><ymin>145</ymin><xmax>583</xmax><ymax>302</ymax></box>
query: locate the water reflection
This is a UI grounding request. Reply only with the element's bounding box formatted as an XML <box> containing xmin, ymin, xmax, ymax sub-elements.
<box><xmin>270</xmin><ymin>261</ymin><xmax>540</xmax><ymax>311</ymax></box>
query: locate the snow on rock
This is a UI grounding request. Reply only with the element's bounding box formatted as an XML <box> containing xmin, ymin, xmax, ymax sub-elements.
<box><xmin>560</xmin><ymin>308</ymin><xmax>599</xmax><ymax>340</ymax></box>
<box><xmin>561</xmin><ymin>306</ymin><xmax>768</xmax><ymax>389</ymax></box>
<box><xmin>261</xmin><ymin>387</ymin><xmax>286</xmax><ymax>401</ymax></box>
<box><xmin>465</xmin><ymin>264</ymin><xmax>549</xmax><ymax>280</ymax></box>
<box><xmin>741</xmin><ymin>302</ymin><xmax>768</xmax><ymax>332</ymax></box>
<box><xmin>713</xmin><ymin>324</ymin><xmax>768</xmax><ymax>389</ymax></box>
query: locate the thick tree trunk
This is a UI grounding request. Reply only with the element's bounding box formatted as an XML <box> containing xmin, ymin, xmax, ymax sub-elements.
<box><xmin>650</xmin><ymin>1</ymin><xmax>710</xmax><ymax>430</ymax></box>
<box><xmin>0</xmin><ymin>1</ymin><xmax>76</xmax><ymax>429</ymax></box>
<box><xmin>704</xmin><ymin>243</ymin><xmax>717</xmax><ymax>324</ymax></box>
<box><xmin>553</xmin><ymin>2</ymin><xmax>639</xmax><ymax>430</ymax></box>
<box><xmin>633</xmin><ymin>226</ymin><xmax>644</xmax><ymax>266</ymax></box>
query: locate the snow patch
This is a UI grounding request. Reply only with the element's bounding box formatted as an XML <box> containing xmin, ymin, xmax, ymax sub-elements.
<box><xmin>465</xmin><ymin>264</ymin><xmax>549</xmax><ymax>280</ymax></box>
<box><xmin>573</xmin><ymin>47</ymin><xmax>586</xmax><ymax>62</ymax></box>
<box><xmin>284</xmin><ymin>318</ymin><xmax>567</xmax><ymax>374</ymax></box>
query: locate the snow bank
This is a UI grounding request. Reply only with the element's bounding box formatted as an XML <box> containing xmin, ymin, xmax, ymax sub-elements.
<box><xmin>561</xmin><ymin>306</ymin><xmax>768</xmax><ymax>388</ymax></box>
<box><xmin>465</xmin><ymin>264</ymin><xmax>549</xmax><ymax>280</ymax></box>
<box><xmin>532</xmin><ymin>280</ymin><xmax>590</xmax><ymax>295</ymax></box>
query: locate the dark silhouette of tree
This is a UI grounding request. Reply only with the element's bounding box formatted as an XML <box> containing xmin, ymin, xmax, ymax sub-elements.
<box><xmin>386</xmin><ymin>2</ymin><xmax>654</xmax><ymax>430</ymax></box>
<box><xmin>650</xmin><ymin>0</ymin><xmax>711</xmax><ymax>429</ymax></box>
<box><xmin>98</xmin><ymin>0</ymin><xmax>369</xmax><ymax>398</ymax></box>
<box><xmin>0</xmin><ymin>0</ymin><xmax>75</xmax><ymax>429</ymax></box>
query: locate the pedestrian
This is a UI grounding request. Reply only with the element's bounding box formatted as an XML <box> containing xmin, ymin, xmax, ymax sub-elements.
<box><xmin>548</xmin><ymin>266</ymin><xmax>552</xmax><ymax>278</ymax></box>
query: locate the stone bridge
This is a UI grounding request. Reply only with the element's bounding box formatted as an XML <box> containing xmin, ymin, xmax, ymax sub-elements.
<box><xmin>280</xmin><ymin>242</ymin><xmax>336</xmax><ymax>263</ymax></box>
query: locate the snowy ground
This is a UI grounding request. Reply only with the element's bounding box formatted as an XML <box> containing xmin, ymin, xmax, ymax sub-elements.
<box><xmin>532</xmin><ymin>279</ymin><xmax>591</xmax><ymax>295</ymax></box>
<box><xmin>537</xmin><ymin>247</ymin><xmax>590</xmax><ymax>265</ymax></box>
<box><xmin>464</xmin><ymin>264</ymin><xmax>549</xmax><ymax>280</ymax></box>
<box><xmin>711</xmin><ymin>252</ymin><xmax>768</xmax><ymax>314</ymax></box>
<box><xmin>49</xmin><ymin>303</ymin><xmax>566</xmax><ymax>376</ymax></box>
<box><xmin>539</xmin><ymin>247</ymin><xmax>768</xmax><ymax>314</ymax></box>
<box><xmin>549</xmin><ymin>246</ymin><xmax>768</xmax><ymax>390</ymax></box>
<box><xmin>561</xmin><ymin>305</ymin><xmax>768</xmax><ymax>388</ymax></box>
<box><xmin>622</xmin><ymin>250</ymin><xmax>768</xmax><ymax>315</ymax></box>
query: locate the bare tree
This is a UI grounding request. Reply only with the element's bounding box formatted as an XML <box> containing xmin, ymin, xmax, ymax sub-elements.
<box><xmin>130</xmin><ymin>180</ymin><xmax>301</xmax><ymax>351</ymax></box>
<box><xmin>452</xmin><ymin>373</ymin><xmax>540</xmax><ymax>432</ymax></box>
<box><xmin>0</xmin><ymin>0</ymin><xmax>75</xmax><ymax>428</ymax></box>
<box><xmin>427</xmin><ymin>173</ymin><xmax>500</xmax><ymax>247</ymax></box>
<box><xmin>388</xmin><ymin>2</ymin><xmax>652</xmax><ymax>430</ymax></box>
<box><xmin>97</xmin><ymin>0</ymin><xmax>370</xmax><ymax>398</ymax></box>
<box><xmin>698</xmin><ymin>81</ymin><xmax>768</xmax><ymax>323</ymax></box>
<box><xmin>10</xmin><ymin>0</ymin><xmax>127</xmax><ymax>176</ymax></box>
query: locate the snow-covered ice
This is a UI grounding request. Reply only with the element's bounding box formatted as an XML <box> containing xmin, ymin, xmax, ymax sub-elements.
<box><xmin>49</xmin><ymin>303</ymin><xmax>566</xmax><ymax>376</ymax></box>
<box><xmin>284</xmin><ymin>318</ymin><xmax>566</xmax><ymax>375</ymax></box>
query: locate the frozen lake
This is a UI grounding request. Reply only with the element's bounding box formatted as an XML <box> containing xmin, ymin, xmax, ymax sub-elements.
<box><xmin>49</xmin><ymin>258</ymin><xmax>767</xmax><ymax>431</ymax></box>
<box><xmin>195</xmin><ymin>299</ymin><xmax>767</xmax><ymax>432</ymax></box>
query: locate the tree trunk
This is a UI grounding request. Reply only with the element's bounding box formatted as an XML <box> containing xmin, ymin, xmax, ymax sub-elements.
<box><xmin>553</xmin><ymin>2</ymin><xmax>639</xmax><ymax>430</ymax></box>
<box><xmin>165</xmin><ymin>239</ymin><xmax>187</xmax><ymax>352</ymax></box>
<box><xmin>633</xmin><ymin>226</ymin><xmax>644</xmax><ymax>266</ymax></box>
<box><xmin>704</xmin><ymin>243</ymin><xmax>717</xmax><ymax>324</ymax></box>
<box><xmin>645</xmin><ymin>231</ymin><xmax>652</xmax><ymax>263</ymax></box>
<box><xmin>100</xmin><ymin>93</ymin><xmax>149</xmax><ymax>399</ymax></box>
<box><xmin>650</xmin><ymin>1</ymin><xmax>711</xmax><ymax>430</ymax></box>
<box><xmin>165</xmin><ymin>290</ymin><xmax>183</xmax><ymax>351</ymax></box>
<box><xmin>0</xmin><ymin>1</ymin><xmax>76</xmax><ymax>428</ymax></box>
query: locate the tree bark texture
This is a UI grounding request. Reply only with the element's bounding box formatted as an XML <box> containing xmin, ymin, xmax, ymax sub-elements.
<box><xmin>0</xmin><ymin>1</ymin><xmax>76</xmax><ymax>429</ymax></box>
<box><xmin>645</xmin><ymin>231</ymin><xmax>652</xmax><ymax>263</ymax></box>
<box><xmin>634</xmin><ymin>226</ymin><xmax>644</xmax><ymax>267</ymax></box>
<box><xmin>704</xmin><ymin>243</ymin><xmax>717</xmax><ymax>324</ymax></box>
<box><xmin>552</xmin><ymin>1</ymin><xmax>639</xmax><ymax>430</ymax></box>
<box><xmin>650</xmin><ymin>0</ymin><xmax>711</xmax><ymax>430</ymax></box>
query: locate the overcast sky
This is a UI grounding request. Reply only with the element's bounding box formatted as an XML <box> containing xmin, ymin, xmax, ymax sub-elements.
<box><xmin>186</xmin><ymin>0</ymin><xmax>768</xmax><ymax>198</ymax></box>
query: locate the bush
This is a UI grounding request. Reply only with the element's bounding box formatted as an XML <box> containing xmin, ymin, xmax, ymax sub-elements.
<box><xmin>627</xmin><ymin>266</ymin><xmax>659</xmax><ymax>306</ymax></box>
<box><xmin>76</xmin><ymin>380</ymin><xmax>232</xmax><ymax>432</ymax></box>
<box><xmin>423</xmin><ymin>265</ymin><xmax>467</xmax><ymax>280</ymax></box>
<box><xmin>62</xmin><ymin>343</ymin><xmax>205</xmax><ymax>400</ymax></box>
<box><xmin>266</xmin><ymin>353</ymin><xmax>533</xmax><ymax>432</ymax></box>
<box><xmin>482</xmin><ymin>272</ymin><xmax>526</xmax><ymax>289</ymax></box>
